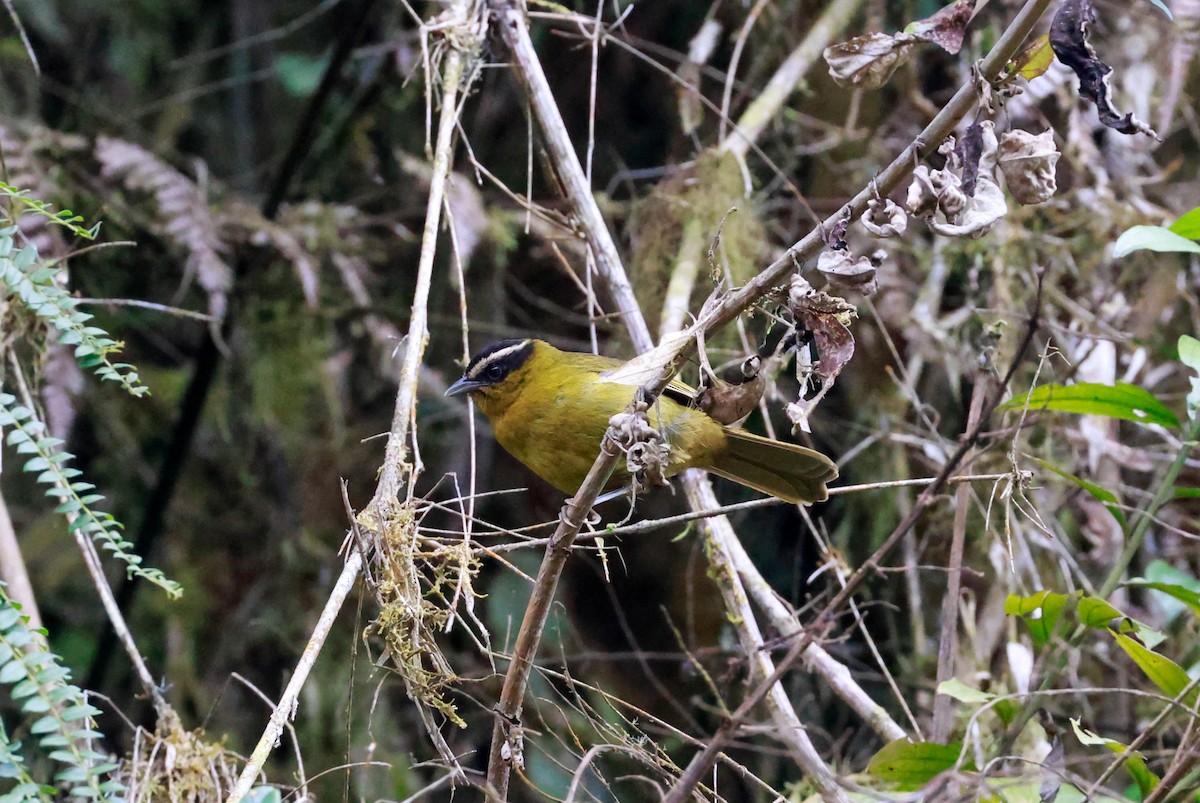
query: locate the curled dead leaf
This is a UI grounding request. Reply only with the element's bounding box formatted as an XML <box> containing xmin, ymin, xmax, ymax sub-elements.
<box><xmin>999</xmin><ymin>129</ymin><xmax>1060</xmax><ymax>205</ymax></box>
<box><xmin>817</xmin><ymin>248</ymin><xmax>878</xmax><ymax>295</ymax></box>
<box><xmin>1049</xmin><ymin>0</ymin><xmax>1158</xmax><ymax>139</ymax></box>
<box><xmin>862</xmin><ymin>197</ymin><xmax>908</xmax><ymax>237</ymax></box>
<box><xmin>906</xmin><ymin>0</ymin><xmax>977</xmax><ymax>55</ymax></box>
<box><xmin>824</xmin><ymin>32</ymin><xmax>916</xmax><ymax>89</ymax></box>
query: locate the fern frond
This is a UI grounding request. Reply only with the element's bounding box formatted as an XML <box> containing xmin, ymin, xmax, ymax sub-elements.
<box><xmin>0</xmin><ymin>589</ymin><xmax>125</xmax><ymax>801</ymax></box>
<box><xmin>0</xmin><ymin>182</ymin><xmax>100</xmax><ymax>241</ymax></box>
<box><xmin>0</xmin><ymin>227</ymin><xmax>148</xmax><ymax>397</ymax></box>
<box><xmin>0</xmin><ymin>394</ymin><xmax>180</xmax><ymax>598</ymax></box>
<box><xmin>95</xmin><ymin>137</ymin><xmax>231</xmax><ymax>322</ymax></box>
<box><xmin>0</xmin><ymin>716</ymin><xmax>54</xmax><ymax>802</ymax></box>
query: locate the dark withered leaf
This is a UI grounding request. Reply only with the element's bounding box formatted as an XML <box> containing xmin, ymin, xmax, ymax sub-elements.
<box><xmin>795</xmin><ymin>294</ymin><xmax>856</xmax><ymax>383</ymax></box>
<box><xmin>907</xmin><ymin>0</ymin><xmax>977</xmax><ymax>55</ymax></box>
<box><xmin>955</xmin><ymin>119</ymin><xmax>985</xmax><ymax>197</ymax></box>
<box><xmin>1049</xmin><ymin>0</ymin><xmax>1158</xmax><ymax>138</ymax></box>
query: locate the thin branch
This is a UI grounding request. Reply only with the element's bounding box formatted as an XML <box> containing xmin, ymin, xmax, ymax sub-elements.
<box><xmin>225</xmin><ymin>551</ymin><xmax>363</xmax><ymax>803</ymax></box>
<box><xmin>229</xmin><ymin>5</ymin><xmax>480</xmax><ymax>794</ymax></box>
<box><xmin>662</xmin><ymin>265</ymin><xmax>1046</xmax><ymax>803</ymax></box>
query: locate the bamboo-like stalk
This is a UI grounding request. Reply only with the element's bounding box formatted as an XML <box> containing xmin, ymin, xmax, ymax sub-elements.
<box><xmin>226</xmin><ymin>11</ymin><xmax>480</xmax><ymax>798</ymax></box>
<box><xmin>719</xmin><ymin>0</ymin><xmax>864</xmax><ymax>159</ymax></box>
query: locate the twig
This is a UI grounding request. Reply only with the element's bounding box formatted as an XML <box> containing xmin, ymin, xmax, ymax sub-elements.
<box><xmin>488</xmin><ymin>0</ymin><xmax>652</xmax><ymax>349</ymax></box>
<box><xmin>931</xmin><ymin>371</ymin><xmax>993</xmax><ymax>740</ymax></box>
<box><xmin>662</xmin><ymin>262</ymin><xmax>1046</xmax><ymax>803</ymax></box>
<box><xmin>0</xmin><ymin>490</ymin><xmax>42</xmax><ymax>630</ymax></box>
<box><xmin>225</xmin><ymin>551</ymin><xmax>363</xmax><ymax>803</ymax></box>
<box><xmin>719</xmin><ymin>0</ymin><xmax>864</xmax><ymax>159</ymax></box>
<box><xmin>229</xmin><ymin>4</ymin><xmax>480</xmax><ymax>794</ymax></box>
<box><xmin>8</xmin><ymin>356</ymin><xmax>165</xmax><ymax>712</ymax></box>
<box><xmin>76</xmin><ymin>297</ymin><xmax>217</xmax><ymax>322</ymax></box>
<box><xmin>682</xmin><ymin>477</ymin><xmax>852</xmax><ymax>803</ymax></box>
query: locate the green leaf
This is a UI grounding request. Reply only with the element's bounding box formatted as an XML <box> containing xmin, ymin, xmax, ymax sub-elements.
<box><xmin>1001</xmin><ymin>382</ymin><xmax>1179</xmax><ymax>428</ymax></box>
<box><xmin>866</xmin><ymin>739</ymin><xmax>970</xmax><ymax>789</ymax></box>
<box><xmin>1114</xmin><ymin>225</ymin><xmax>1200</xmax><ymax>256</ymax></box>
<box><xmin>1030</xmin><ymin>458</ymin><xmax>1126</xmax><ymax>528</ymax></box>
<box><xmin>1181</xmin><ymin>335</ymin><xmax>1200</xmax><ymax>423</ymax></box>
<box><xmin>1112</xmin><ymin>632</ymin><xmax>1197</xmax><ymax>706</ymax></box>
<box><xmin>1170</xmin><ymin>207</ymin><xmax>1200</xmax><ymax>238</ymax></box>
<box><xmin>1071</xmin><ymin>718</ymin><xmax>1160</xmax><ymax>797</ymax></box>
<box><xmin>1077</xmin><ymin>596</ymin><xmax>1123</xmax><ymax>629</ymax></box>
<box><xmin>1005</xmin><ymin>591</ymin><xmax>1070</xmax><ymax>647</ymax></box>
<box><xmin>0</xmin><ymin>661</ymin><xmax>28</xmax><ymax>683</ymax></box>
<box><xmin>244</xmin><ymin>788</ymin><xmax>283</xmax><ymax>803</ymax></box>
<box><xmin>1128</xmin><ymin>561</ymin><xmax>1200</xmax><ymax>618</ymax></box>
<box><xmin>936</xmin><ymin>679</ymin><xmax>994</xmax><ymax>704</ymax></box>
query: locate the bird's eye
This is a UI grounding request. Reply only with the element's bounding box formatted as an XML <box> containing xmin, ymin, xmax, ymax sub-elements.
<box><xmin>486</xmin><ymin>364</ymin><xmax>504</xmax><ymax>381</ymax></box>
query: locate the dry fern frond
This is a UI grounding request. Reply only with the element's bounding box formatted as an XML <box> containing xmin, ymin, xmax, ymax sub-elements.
<box><xmin>95</xmin><ymin>136</ymin><xmax>232</xmax><ymax>324</ymax></box>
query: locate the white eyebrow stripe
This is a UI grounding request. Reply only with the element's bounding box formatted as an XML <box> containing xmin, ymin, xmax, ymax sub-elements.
<box><xmin>466</xmin><ymin>341</ymin><xmax>530</xmax><ymax>379</ymax></box>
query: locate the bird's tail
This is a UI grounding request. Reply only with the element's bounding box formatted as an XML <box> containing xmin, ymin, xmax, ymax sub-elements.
<box><xmin>705</xmin><ymin>429</ymin><xmax>838</xmax><ymax>504</ymax></box>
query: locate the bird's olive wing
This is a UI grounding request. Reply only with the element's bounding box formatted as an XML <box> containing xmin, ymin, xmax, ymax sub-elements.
<box><xmin>594</xmin><ymin>331</ymin><xmax>696</xmax><ymax>404</ymax></box>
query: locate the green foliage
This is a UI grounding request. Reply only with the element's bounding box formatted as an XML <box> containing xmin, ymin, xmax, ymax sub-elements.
<box><xmin>1181</xmin><ymin>335</ymin><xmax>1200</xmax><ymax>422</ymax></box>
<box><xmin>1111</xmin><ymin>632</ymin><xmax>1198</xmax><ymax>708</ymax></box>
<box><xmin>865</xmin><ymin>739</ymin><xmax>969</xmax><ymax>789</ymax></box>
<box><xmin>0</xmin><ymin>182</ymin><xmax>100</xmax><ymax>241</ymax></box>
<box><xmin>1004</xmin><ymin>590</ymin><xmax>1162</xmax><ymax>649</ymax></box>
<box><xmin>0</xmin><ymin>393</ymin><xmax>180</xmax><ymax>598</ymax></box>
<box><xmin>1171</xmin><ymin>207</ymin><xmax>1200</xmax><ymax>239</ymax></box>
<box><xmin>0</xmin><ymin>228</ymin><xmax>147</xmax><ymax>397</ymax></box>
<box><xmin>1115</xmin><ymin>209</ymin><xmax>1200</xmax><ymax>257</ymax></box>
<box><xmin>0</xmin><ymin>589</ymin><xmax>123</xmax><ymax>801</ymax></box>
<box><xmin>1001</xmin><ymin>381</ymin><xmax>1180</xmax><ymax>428</ymax></box>
<box><xmin>1129</xmin><ymin>560</ymin><xmax>1200</xmax><ymax>620</ymax></box>
<box><xmin>1070</xmin><ymin>719</ymin><xmax>1160</xmax><ymax>798</ymax></box>
<box><xmin>0</xmin><ymin>718</ymin><xmax>52</xmax><ymax>803</ymax></box>
<box><xmin>1031</xmin><ymin>458</ymin><xmax>1126</xmax><ymax>528</ymax></box>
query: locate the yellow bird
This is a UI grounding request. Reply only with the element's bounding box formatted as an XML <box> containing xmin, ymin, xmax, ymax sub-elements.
<box><xmin>445</xmin><ymin>339</ymin><xmax>837</xmax><ymax>504</ymax></box>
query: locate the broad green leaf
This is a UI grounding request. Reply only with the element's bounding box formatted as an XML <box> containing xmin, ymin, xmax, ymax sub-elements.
<box><xmin>1031</xmin><ymin>458</ymin><xmax>1126</xmax><ymax>528</ymax></box>
<box><xmin>1070</xmin><ymin>718</ymin><xmax>1160</xmax><ymax>797</ymax></box>
<box><xmin>1171</xmin><ymin>208</ymin><xmax>1200</xmax><ymax>239</ymax></box>
<box><xmin>1077</xmin><ymin>596</ymin><xmax>1123</xmax><ymax>628</ymax></box>
<box><xmin>1129</xmin><ymin>560</ymin><xmax>1200</xmax><ymax>619</ymax></box>
<box><xmin>1005</xmin><ymin>591</ymin><xmax>1070</xmax><ymax>647</ymax></box>
<box><xmin>1002</xmin><ymin>382</ymin><xmax>1179</xmax><ymax>428</ymax></box>
<box><xmin>1112</xmin><ymin>632</ymin><xmax>1197</xmax><ymax>706</ymax></box>
<box><xmin>1114</xmin><ymin>225</ymin><xmax>1200</xmax><ymax>256</ymax></box>
<box><xmin>936</xmin><ymin>678</ymin><xmax>994</xmax><ymax>704</ymax></box>
<box><xmin>1128</xmin><ymin>581</ymin><xmax>1200</xmax><ymax>616</ymax></box>
<box><xmin>866</xmin><ymin>739</ymin><xmax>970</xmax><ymax>789</ymax></box>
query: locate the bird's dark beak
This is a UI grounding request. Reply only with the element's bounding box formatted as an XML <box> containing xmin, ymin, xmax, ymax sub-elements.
<box><xmin>445</xmin><ymin>376</ymin><xmax>483</xmax><ymax>397</ymax></box>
